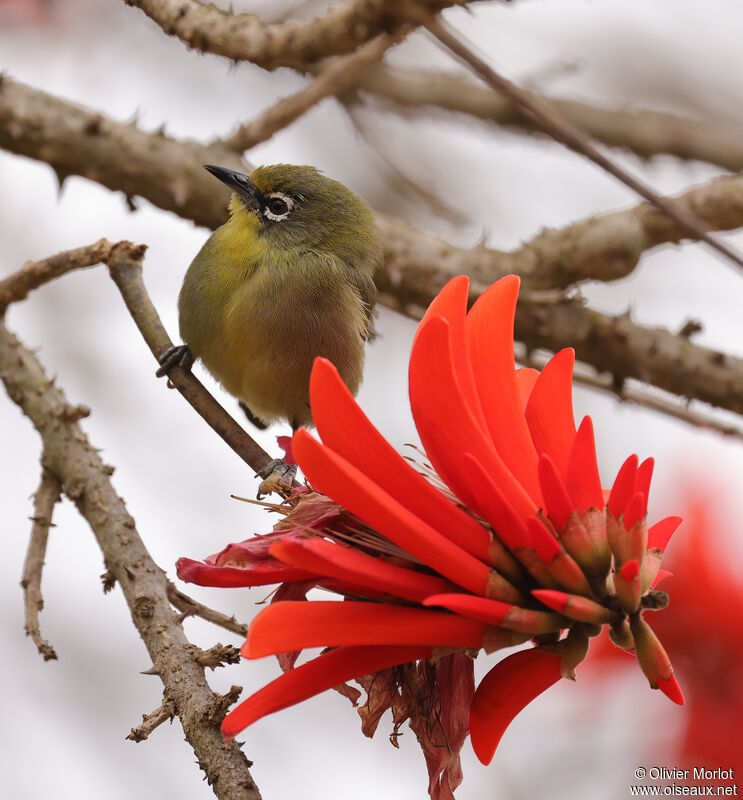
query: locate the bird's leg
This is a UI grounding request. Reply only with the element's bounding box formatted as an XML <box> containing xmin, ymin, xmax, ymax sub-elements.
<box><xmin>256</xmin><ymin>420</ymin><xmax>299</xmax><ymax>498</ymax></box>
<box><xmin>155</xmin><ymin>344</ymin><xmax>194</xmax><ymax>382</ymax></box>
<box><xmin>256</xmin><ymin>458</ymin><xmax>297</xmax><ymax>499</ymax></box>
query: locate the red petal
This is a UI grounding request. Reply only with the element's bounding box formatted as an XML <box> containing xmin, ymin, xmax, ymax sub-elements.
<box><xmin>464</xmin><ymin>454</ymin><xmax>531</xmax><ymax>551</ymax></box>
<box><xmin>408</xmin><ymin>316</ymin><xmax>536</xmax><ymax>521</ymax></box>
<box><xmin>221</xmin><ymin>644</ymin><xmax>431</xmax><ymax>739</ymax></box>
<box><xmin>566</xmin><ymin>417</ymin><xmax>604</xmax><ymax>514</ymax></box>
<box><xmin>608</xmin><ymin>455</ymin><xmax>639</xmax><ymax>518</ymax></box>
<box><xmin>647</xmin><ymin>516</ymin><xmax>683</xmax><ymax>552</ymax></box>
<box><xmin>418</xmin><ymin>275</ymin><xmax>489</xmax><ymax>434</ymax></box>
<box><xmin>470</xmin><ymin>649</ymin><xmax>562</xmax><ymax>764</ymax></box>
<box><xmin>652</xmin><ymin>569</ymin><xmax>673</xmax><ymax>588</ymax></box>
<box><xmin>175</xmin><ymin>557</ymin><xmax>315</xmax><ymax>588</ymax></box>
<box><xmin>526</xmin><ymin>517</ymin><xmax>562</xmax><ymax>563</ymax></box>
<box><xmin>656</xmin><ymin>674</ymin><xmax>685</xmax><ymax>706</ymax></box>
<box><xmin>525</xmin><ymin>348</ymin><xmax>577</xmax><ymax>478</ymax></box>
<box><xmin>423</xmin><ymin>593</ymin><xmax>510</xmax><ymax>626</ymax></box>
<box><xmin>530</xmin><ymin>589</ymin><xmax>568</xmax><ymax>614</ymax></box>
<box><xmin>294</xmin><ymin>429</ymin><xmax>491</xmax><ymax>596</ymax></box>
<box><xmin>620</xmin><ymin>559</ymin><xmax>640</xmax><ymax>581</ymax></box>
<box><xmin>538</xmin><ymin>455</ymin><xmax>575</xmax><ymax>531</ymax></box>
<box><xmin>309</xmin><ymin>357</ymin><xmax>492</xmax><ymax>563</ymax></box>
<box><xmin>244</xmin><ymin>601</ymin><xmax>486</xmax><ymax>658</ymax></box>
<box><xmin>623</xmin><ymin>491</ymin><xmax>645</xmax><ymax>532</ymax></box>
<box><xmin>464</xmin><ymin>276</ymin><xmax>542</xmax><ymax>503</ymax></box>
<box><xmin>270</xmin><ymin>537</ymin><xmax>447</xmax><ymax>604</ymax></box>
<box><xmin>515</xmin><ymin>368</ymin><xmax>539</xmax><ymax>410</ymax></box>
<box><xmin>636</xmin><ymin>458</ymin><xmax>654</xmax><ymax>515</ymax></box>
<box><xmin>276</xmin><ymin>435</ymin><xmax>295</xmax><ymax>464</ymax></box>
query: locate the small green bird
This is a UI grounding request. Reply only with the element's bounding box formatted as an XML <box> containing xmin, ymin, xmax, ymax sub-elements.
<box><xmin>158</xmin><ymin>163</ymin><xmax>382</xmax><ymax>489</ymax></box>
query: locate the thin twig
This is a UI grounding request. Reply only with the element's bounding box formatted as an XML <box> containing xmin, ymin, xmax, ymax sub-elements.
<box><xmin>425</xmin><ymin>17</ymin><xmax>743</xmax><ymax>275</ymax></box>
<box><xmin>0</xmin><ymin>321</ymin><xmax>261</xmax><ymax>800</ymax></box>
<box><xmin>167</xmin><ymin>582</ymin><xmax>249</xmax><ymax>638</ymax></box>
<box><xmin>20</xmin><ymin>467</ymin><xmax>62</xmax><ymax>661</ymax></box>
<box><xmin>222</xmin><ymin>31</ymin><xmax>407</xmax><ymax>153</ymax></box>
<box><xmin>106</xmin><ymin>243</ymin><xmax>273</xmax><ymax>474</ymax></box>
<box><xmin>126</xmin><ymin>699</ymin><xmax>176</xmax><ymax>742</ymax></box>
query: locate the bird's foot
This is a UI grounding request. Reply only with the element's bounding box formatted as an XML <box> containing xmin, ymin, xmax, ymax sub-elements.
<box><xmin>256</xmin><ymin>458</ymin><xmax>297</xmax><ymax>499</ymax></box>
<box><xmin>156</xmin><ymin>344</ymin><xmax>193</xmax><ymax>386</ymax></box>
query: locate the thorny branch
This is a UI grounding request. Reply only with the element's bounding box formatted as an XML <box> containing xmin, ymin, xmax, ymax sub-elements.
<box><xmin>21</xmin><ymin>467</ymin><xmax>62</xmax><ymax>661</ymax></box>
<box><xmin>4</xmin><ymin>77</ymin><xmax>743</xmax><ymax>426</ymax></box>
<box><xmin>0</xmin><ymin>319</ymin><xmax>261</xmax><ymax>800</ymax></box>
<box><xmin>123</xmin><ymin>0</ymin><xmax>469</xmax><ymax>70</ymax></box>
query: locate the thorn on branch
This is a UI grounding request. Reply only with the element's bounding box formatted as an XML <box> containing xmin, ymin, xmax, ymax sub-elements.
<box><xmin>126</xmin><ymin>699</ymin><xmax>176</xmax><ymax>742</ymax></box>
<box><xmin>191</xmin><ymin>643</ymin><xmax>242</xmax><ymax>670</ymax></box>
<box><xmin>678</xmin><ymin>319</ymin><xmax>703</xmax><ymax>338</ymax></box>
<box><xmin>204</xmin><ymin>686</ymin><xmax>242</xmax><ymax>728</ymax></box>
<box><xmin>100</xmin><ymin>570</ymin><xmax>116</xmax><ymax>593</ymax></box>
<box><xmin>56</xmin><ymin>403</ymin><xmax>91</xmax><ymax>422</ymax></box>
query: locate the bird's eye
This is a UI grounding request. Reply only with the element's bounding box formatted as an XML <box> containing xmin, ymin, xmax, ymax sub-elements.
<box><xmin>264</xmin><ymin>193</ymin><xmax>294</xmax><ymax>221</ymax></box>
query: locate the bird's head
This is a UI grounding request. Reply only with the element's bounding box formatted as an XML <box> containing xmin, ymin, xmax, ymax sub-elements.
<box><xmin>205</xmin><ymin>163</ymin><xmax>380</xmax><ymax>264</ymax></box>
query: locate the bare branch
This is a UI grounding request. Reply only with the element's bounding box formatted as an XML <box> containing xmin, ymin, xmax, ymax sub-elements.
<box><xmin>425</xmin><ymin>17</ymin><xmax>743</xmax><ymax>275</ymax></box>
<box><xmin>222</xmin><ymin>31</ymin><xmax>407</xmax><ymax>153</ymax></box>
<box><xmin>167</xmin><ymin>582</ymin><xmax>249</xmax><ymax>638</ymax></box>
<box><xmin>354</xmin><ymin>65</ymin><xmax>743</xmax><ymax>173</ymax></box>
<box><xmin>20</xmin><ymin>467</ymin><xmax>62</xmax><ymax>661</ymax></box>
<box><xmin>0</xmin><ymin>239</ymin><xmax>115</xmax><ymax>314</ymax></box>
<box><xmin>0</xmin><ymin>321</ymin><xmax>260</xmax><ymax>800</ymax></box>
<box><xmin>4</xmin><ymin>78</ymin><xmax>743</xmax><ymax>420</ymax></box>
<box><xmin>126</xmin><ymin>699</ymin><xmax>176</xmax><ymax>742</ymax></box>
<box><xmin>123</xmin><ymin>0</ymin><xmax>468</xmax><ymax>69</ymax></box>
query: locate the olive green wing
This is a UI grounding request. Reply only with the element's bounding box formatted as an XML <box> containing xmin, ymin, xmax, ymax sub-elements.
<box><xmin>350</xmin><ymin>267</ymin><xmax>378</xmax><ymax>342</ymax></box>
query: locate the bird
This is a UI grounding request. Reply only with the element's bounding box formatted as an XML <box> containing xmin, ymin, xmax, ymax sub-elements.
<box><xmin>157</xmin><ymin>163</ymin><xmax>382</xmax><ymax>493</ymax></box>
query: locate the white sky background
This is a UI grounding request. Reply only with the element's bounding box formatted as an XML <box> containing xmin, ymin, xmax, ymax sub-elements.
<box><xmin>1</xmin><ymin>1</ymin><xmax>742</xmax><ymax>798</ymax></box>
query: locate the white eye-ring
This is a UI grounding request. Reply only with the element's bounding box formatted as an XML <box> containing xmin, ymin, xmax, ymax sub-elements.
<box><xmin>264</xmin><ymin>192</ymin><xmax>294</xmax><ymax>221</ymax></box>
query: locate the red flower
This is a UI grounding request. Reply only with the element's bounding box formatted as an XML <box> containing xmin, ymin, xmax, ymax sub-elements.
<box><xmin>178</xmin><ymin>275</ymin><xmax>684</xmax><ymax>796</ymax></box>
<box><xmin>588</xmin><ymin>482</ymin><xmax>742</xmax><ymax>774</ymax></box>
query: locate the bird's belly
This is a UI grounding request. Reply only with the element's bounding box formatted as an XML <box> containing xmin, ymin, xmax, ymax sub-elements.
<box><xmin>207</xmin><ymin>279</ymin><xmax>366</xmax><ymax>427</ymax></box>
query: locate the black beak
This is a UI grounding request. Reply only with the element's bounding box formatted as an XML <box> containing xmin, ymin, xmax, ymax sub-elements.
<box><xmin>204</xmin><ymin>164</ymin><xmax>262</xmax><ymax>211</ymax></box>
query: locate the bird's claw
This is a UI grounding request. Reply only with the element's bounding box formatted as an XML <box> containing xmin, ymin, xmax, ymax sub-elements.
<box><xmin>256</xmin><ymin>458</ymin><xmax>297</xmax><ymax>499</ymax></box>
<box><xmin>156</xmin><ymin>344</ymin><xmax>194</xmax><ymax>382</ymax></box>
